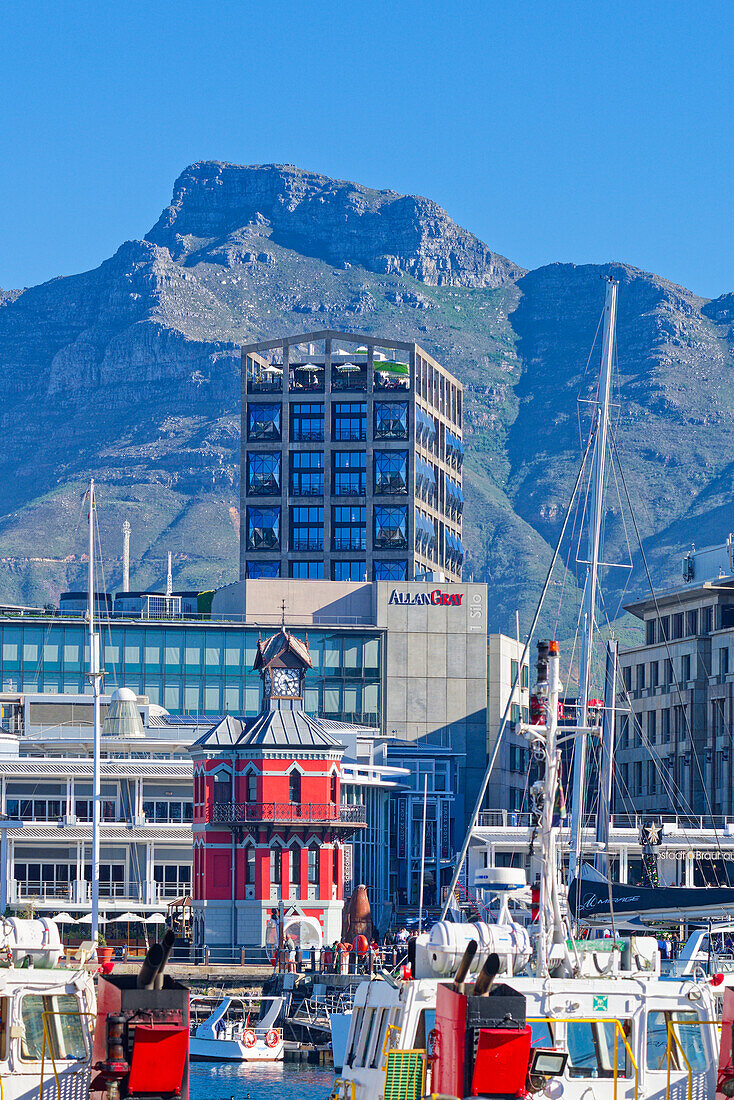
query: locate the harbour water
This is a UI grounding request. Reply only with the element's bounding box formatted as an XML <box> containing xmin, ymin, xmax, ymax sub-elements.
<box><xmin>190</xmin><ymin>1060</ymin><xmax>335</xmax><ymax>1100</ymax></box>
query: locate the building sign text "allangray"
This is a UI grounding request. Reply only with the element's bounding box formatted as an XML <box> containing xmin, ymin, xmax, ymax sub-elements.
<box><xmin>388</xmin><ymin>589</ymin><xmax>463</xmax><ymax>606</ymax></box>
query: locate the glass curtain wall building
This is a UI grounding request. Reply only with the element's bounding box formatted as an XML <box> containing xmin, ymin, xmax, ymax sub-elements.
<box><xmin>241</xmin><ymin>330</ymin><xmax>464</xmax><ymax>583</ymax></box>
<box><xmin>0</xmin><ymin>619</ymin><xmax>381</xmax><ymax>725</ymax></box>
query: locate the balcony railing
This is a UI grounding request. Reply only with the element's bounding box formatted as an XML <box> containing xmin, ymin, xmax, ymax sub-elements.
<box><xmin>475</xmin><ymin>810</ymin><xmax>734</xmax><ymax>832</ymax></box>
<box><xmin>210</xmin><ymin>801</ymin><xmax>366</xmax><ymax>826</ymax></box>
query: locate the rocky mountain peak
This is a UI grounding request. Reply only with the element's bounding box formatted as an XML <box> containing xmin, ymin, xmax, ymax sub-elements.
<box><xmin>145</xmin><ymin>161</ymin><xmax>524</xmax><ymax>288</ymax></box>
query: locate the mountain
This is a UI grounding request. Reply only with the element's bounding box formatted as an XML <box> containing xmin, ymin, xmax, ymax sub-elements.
<box><xmin>0</xmin><ymin>160</ymin><xmax>732</xmax><ymax>643</ymax></box>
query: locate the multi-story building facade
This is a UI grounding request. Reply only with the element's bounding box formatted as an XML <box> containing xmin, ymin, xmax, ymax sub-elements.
<box><xmin>240</xmin><ymin>330</ymin><xmax>464</xmax><ymax>583</ymax></box>
<box><xmin>486</xmin><ymin>634</ymin><xmax>531</xmax><ymax>814</ymax></box>
<box><xmin>0</xmin><ymin>687</ymin><xmax>201</xmax><ymax>917</ymax></box>
<box><xmin>617</xmin><ymin>538</ymin><xmax>734</xmax><ymax>820</ymax></box>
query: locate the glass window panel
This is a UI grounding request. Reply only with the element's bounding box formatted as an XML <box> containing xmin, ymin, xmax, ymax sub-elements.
<box><xmin>374</xmin><ymin>559</ymin><xmax>408</xmax><ymax>580</ymax></box>
<box><xmin>224</xmin><ymin>638</ymin><xmax>243</xmax><ymax>666</ymax></box>
<box><xmin>224</xmin><ymin>685</ymin><xmax>241</xmax><ymax>711</ymax></box>
<box><xmin>247</xmin><ymin>506</ymin><xmax>281</xmax><ymax>550</ymax></box>
<box><xmin>323</xmin><ymin>640</ymin><xmax>341</xmax><ymax>669</ymax></box>
<box><xmin>290</xmin><ymin>506</ymin><xmax>324</xmax><ymax>551</ymax></box>
<box><xmin>244</xmin><ymin>686</ymin><xmax>260</xmax><ymax>711</ymax></box>
<box><xmin>343</xmin><ymin>686</ymin><xmax>360</xmax><ymax>713</ymax></box>
<box><xmin>63</xmin><ymin>642</ymin><xmax>81</xmax><ymax>665</ymax></box>
<box><xmin>43</xmin><ymin>642</ymin><xmax>60</xmax><ymax>662</ymax></box>
<box><xmin>184</xmin><ymin>684</ymin><xmax>200</xmax><ymax>711</ymax></box>
<box><xmin>323</xmin><ymin>687</ymin><xmax>341</xmax><ymax>713</ymax></box>
<box><xmin>247</xmin><ymin>451</ymin><xmax>281</xmax><ymax>495</ymax></box>
<box><xmin>363</xmin><ymin>638</ymin><xmax>379</xmax><ymax>668</ymax></box>
<box><xmin>343</xmin><ymin>641</ymin><xmax>360</xmax><ymax>668</ymax></box>
<box><xmin>332</xmin><ymin>506</ymin><xmax>366</xmax><ymax>551</ymax></box>
<box><xmin>290</xmin><ymin>451</ymin><xmax>324</xmax><ymax>496</ymax></box>
<box><xmin>144</xmin><ymin>644</ymin><xmax>161</xmax><ymax>665</ymax></box>
<box><xmin>247</xmin><ymin>403</ymin><xmax>281</xmax><ymax>440</ymax></box>
<box><xmin>332</xmin><ymin>560</ymin><xmax>366</xmax><ymax>581</ymax></box>
<box><xmin>246</xmin><ymin>561</ymin><xmax>281</xmax><ymax>578</ymax></box>
<box><xmin>290</xmin><ymin>561</ymin><xmax>324</xmax><ymax>578</ymax></box>
<box><xmin>374</xmin><ymin>506</ymin><xmax>408</xmax><ymax>549</ymax></box>
<box><xmin>333</xmin><ymin>451</ymin><xmax>366</xmax><ymax>496</ymax></box>
<box><xmin>164</xmin><ymin>684</ymin><xmax>180</xmax><ymax>711</ymax></box>
<box><xmin>204</xmin><ymin>686</ymin><xmax>220</xmax><ymax>712</ymax></box>
<box><xmin>374</xmin><ymin>401</ymin><xmax>408</xmax><ymax>440</ymax></box>
<box><xmin>2</xmin><ymin>641</ymin><xmax>19</xmax><ymax>662</ymax></box>
<box><xmin>332</xmin><ymin>403</ymin><xmax>366</xmax><ymax>441</ymax></box>
<box><xmin>374</xmin><ymin>450</ymin><xmax>408</xmax><ymax>494</ymax></box>
<box><xmin>290</xmin><ymin>403</ymin><xmax>324</xmax><ymax>442</ymax></box>
<box><xmin>165</xmin><ymin>642</ymin><xmax>181</xmax><ymax>665</ymax></box>
<box><xmin>304</xmin><ymin>688</ymin><xmax>319</xmax><ymax>712</ymax></box>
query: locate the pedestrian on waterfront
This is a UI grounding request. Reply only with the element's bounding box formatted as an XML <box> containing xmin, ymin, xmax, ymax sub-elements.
<box><xmin>285</xmin><ymin>934</ymin><xmax>296</xmax><ymax>974</ymax></box>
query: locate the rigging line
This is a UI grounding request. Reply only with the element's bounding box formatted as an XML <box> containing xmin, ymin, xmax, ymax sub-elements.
<box><xmin>610</xmin><ymin>433</ymin><xmax>728</xmax><ymax>865</ymax></box>
<box><xmin>93</xmin><ymin>496</ymin><xmax>119</xmax><ymax>692</ymax></box>
<box><xmin>554</xmin><ymin>445</ymin><xmax>589</xmax><ymax>638</ymax></box>
<box><xmin>440</xmin><ymin>425</ymin><xmax>598</xmax><ymax>921</ymax></box>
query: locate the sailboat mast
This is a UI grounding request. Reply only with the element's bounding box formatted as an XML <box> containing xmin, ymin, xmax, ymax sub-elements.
<box><xmin>569</xmin><ymin>276</ymin><xmax>618</xmax><ymax>885</ymax></box>
<box><xmin>88</xmin><ymin>480</ymin><xmax>102</xmax><ymax>943</ymax></box>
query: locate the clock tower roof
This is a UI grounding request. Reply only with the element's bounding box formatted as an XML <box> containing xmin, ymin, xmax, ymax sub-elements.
<box><xmin>253</xmin><ymin>628</ymin><xmax>312</xmax><ymax>672</ymax></box>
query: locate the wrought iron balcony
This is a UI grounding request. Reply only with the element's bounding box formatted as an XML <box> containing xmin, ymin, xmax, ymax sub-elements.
<box><xmin>210</xmin><ymin>801</ymin><xmax>366</xmax><ymax>827</ymax></box>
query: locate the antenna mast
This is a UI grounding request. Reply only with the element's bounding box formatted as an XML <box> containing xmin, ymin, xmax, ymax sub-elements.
<box><xmin>166</xmin><ymin>551</ymin><xmax>173</xmax><ymax>597</ymax></box>
<box><xmin>122</xmin><ymin>520</ymin><xmax>130</xmax><ymax>593</ymax></box>
<box><xmin>568</xmin><ymin>276</ymin><xmax>618</xmax><ymax>885</ymax></box>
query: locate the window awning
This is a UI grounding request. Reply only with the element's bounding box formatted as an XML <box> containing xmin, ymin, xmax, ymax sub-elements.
<box><xmin>415</xmin><ymin>455</ymin><xmax>436</xmax><ymax>489</ymax></box>
<box><xmin>415</xmin><ymin>511</ymin><xmax>435</xmax><ymax>544</ymax></box>
<box><xmin>416</xmin><ymin>407</ymin><xmax>436</xmax><ymax>442</ymax></box>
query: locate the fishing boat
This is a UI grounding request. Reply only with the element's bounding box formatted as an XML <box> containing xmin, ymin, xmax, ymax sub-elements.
<box><xmin>333</xmin><ymin>279</ymin><xmax>734</xmax><ymax>1100</ymax></box>
<box><xmin>0</xmin><ymin>917</ymin><xmax>96</xmax><ymax>1100</ymax></box>
<box><xmin>189</xmin><ymin>994</ymin><xmax>284</xmax><ymax>1061</ymax></box>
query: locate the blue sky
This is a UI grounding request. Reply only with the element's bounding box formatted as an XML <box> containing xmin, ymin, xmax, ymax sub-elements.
<box><xmin>1</xmin><ymin>1</ymin><xmax>732</xmax><ymax>297</ymax></box>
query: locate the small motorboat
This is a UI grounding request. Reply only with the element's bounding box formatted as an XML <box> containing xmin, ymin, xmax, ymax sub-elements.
<box><xmin>189</xmin><ymin>994</ymin><xmax>285</xmax><ymax>1062</ymax></box>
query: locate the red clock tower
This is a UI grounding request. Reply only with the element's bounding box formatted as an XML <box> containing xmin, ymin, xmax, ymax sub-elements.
<box><xmin>190</xmin><ymin>628</ymin><xmax>366</xmax><ymax>953</ymax></box>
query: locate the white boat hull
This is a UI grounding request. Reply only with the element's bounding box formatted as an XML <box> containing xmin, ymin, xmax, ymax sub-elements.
<box><xmin>190</xmin><ymin>1035</ymin><xmax>284</xmax><ymax>1062</ymax></box>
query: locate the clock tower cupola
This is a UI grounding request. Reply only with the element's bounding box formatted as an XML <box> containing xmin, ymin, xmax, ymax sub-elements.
<box><xmin>253</xmin><ymin>627</ymin><xmax>312</xmax><ymax>711</ymax></box>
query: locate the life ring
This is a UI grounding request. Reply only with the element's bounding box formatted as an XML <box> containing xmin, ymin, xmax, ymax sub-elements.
<box><xmin>243</xmin><ymin>1029</ymin><xmax>257</xmax><ymax>1048</ymax></box>
<box><xmin>265</xmin><ymin>1029</ymin><xmax>279</xmax><ymax>1048</ymax></box>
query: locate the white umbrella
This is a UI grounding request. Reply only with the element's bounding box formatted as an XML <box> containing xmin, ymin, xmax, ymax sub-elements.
<box><xmin>335</xmin><ymin>362</ymin><xmax>363</xmax><ymax>372</ymax></box>
<box><xmin>295</xmin><ymin>362</ymin><xmax>324</xmax><ymax>371</ymax></box>
<box><xmin>76</xmin><ymin>913</ymin><xmax>107</xmax><ymax>924</ymax></box>
<box><xmin>110</xmin><ymin>912</ymin><xmax>143</xmax><ymax>923</ymax></box>
<box><xmin>50</xmin><ymin>912</ymin><xmax>76</xmax><ymax>924</ymax></box>
<box><xmin>144</xmin><ymin>913</ymin><xmax>167</xmax><ymax>925</ymax></box>
<box><xmin>261</xmin><ymin>364</ymin><xmax>282</xmax><ymax>374</ymax></box>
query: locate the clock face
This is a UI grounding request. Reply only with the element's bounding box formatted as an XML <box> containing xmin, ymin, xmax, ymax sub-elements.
<box><xmin>269</xmin><ymin>667</ymin><xmax>300</xmax><ymax>697</ymax></box>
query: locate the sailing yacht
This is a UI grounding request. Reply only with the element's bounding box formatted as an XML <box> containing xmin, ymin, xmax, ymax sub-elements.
<box><xmin>333</xmin><ymin>280</ymin><xmax>727</xmax><ymax>1100</ymax></box>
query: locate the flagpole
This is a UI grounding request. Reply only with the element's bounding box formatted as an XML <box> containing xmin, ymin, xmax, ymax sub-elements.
<box><xmin>418</xmin><ymin>775</ymin><xmax>428</xmax><ymax>934</ymax></box>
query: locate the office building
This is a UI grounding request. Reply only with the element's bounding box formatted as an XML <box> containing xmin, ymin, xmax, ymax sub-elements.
<box><xmin>240</xmin><ymin>330</ymin><xmax>464</xmax><ymax>583</ymax></box>
<box><xmin>617</xmin><ymin>535</ymin><xmax>734</xmax><ymax>820</ymax></box>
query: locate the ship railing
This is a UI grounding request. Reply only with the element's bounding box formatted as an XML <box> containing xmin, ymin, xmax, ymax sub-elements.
<box><xmin>39</xmin><ymin>1009</ymin><xmax>95</xmax><ymax>1100</ymax></box>
<box><xmin>528</xmin><ymin>1018</ymin><xmax>638</xmax><ymax>1100</ymax></box>
<box><xmin>664</xmin><ymin>1017</ymin><xmax>718</xmax><ymax>1100</ymax></box>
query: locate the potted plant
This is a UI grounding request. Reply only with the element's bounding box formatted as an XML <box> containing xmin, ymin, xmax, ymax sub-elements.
<box><xmin>96</xmin><ymin>931</ymin><xmax>113</xmax><ymax>966</ymax></box>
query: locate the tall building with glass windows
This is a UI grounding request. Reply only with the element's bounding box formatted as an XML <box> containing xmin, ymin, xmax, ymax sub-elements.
<box><xmin>240</xmin><ymin>330</ymin><xmax>464</xmax><ymax>583</ymax></box>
